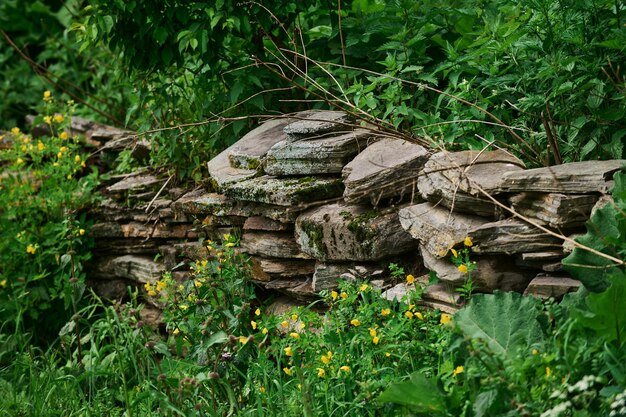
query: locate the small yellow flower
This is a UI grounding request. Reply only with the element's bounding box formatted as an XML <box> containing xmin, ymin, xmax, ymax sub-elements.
<box><xmin>381</xmin><ymin>308</ymin><xmax>391</xmax><ymax>316</ymax></box>
<box><xmin>369</xmin><ymin>328</ymin><xmax>377</xmax><ymax>337</ymax></box>
<box><xmin>291</xmin><ymin>314</ymin><xmax>298</xmax><ymax>322</ymax></box>
<box><xmin>255</xmin><ymin>308</ymin><xmax>261</xmax><ymax>316</ymax></box>
<box><xmin>299</xmin><ymin>322</ymin><xmax>305</xmax><ymax>330</ymax></box>
<box><xmin>532</xmin><ymin>349</ymin><xmax>539</xmax><ymax>355</ymax></box>
<box><xmin>340</xmin><ymin>292</ymin><xmax>348</xmax><ymax>300</ymax></box>
<box><xmin>317</xmin><ymin>368</ymin><xmax>326</xmax><ymax>377</ymax></box>
<box><xmin>44</xmin><ymin>116</ymin><xmax>52</xmax><ymax>125</ymax></box>
<box><xmin>43</xmin><ymin>91</ymin><xmax>51</xmax><ymax>99</ymax></box>
<box><xmin>451</xmin><ymin>248</ymin><xmax>458</xmax><ymax>258</ymax></box>
<box><xmin>457</xmin><ymin>264</ymin><xmax>469</xmax><ymax>274</ymax></box>
<box><xmin>385</xmin><ymin>352</ymin><xmax>391</xmax><ymax>357</ymax></box>
<box><xmin>0</xmin><ymin>279</ymin><xmax>7</xmax><ymax>287</ymax></box>
<box><xmin>59</xmin><ymin>131</ymin><xmax>68</xmax><ymax>140</ymax></box>
<box><xmin>406</xmin><ymin>274</ymin><xmax>415</xmax><ymax>284</ymax></box>
<box><xmin>464</xmin><ymin>236</ymin><xmax>473</xmax><ymax>247</ymax></box>
<box><xmin>57</xmin><ymin>152</ymin><xmax>63</xmax><ymax>159</ymax></box>
<box><xmin>239</xmin><ymin>336</ymin><xmax>249</xmax><ymax>344</ymax></box>
<box><xmin>225</xmin><ymin>242</ymin><xmax>235</xmax><ymax>247</ymax></box>
<box><xmin>75</xmin><ymin>155</ymin><xmax>81</xmax><ymax>163</ymax></box>
<box><xmin>155</xmin><ymin>280</ymin><xmax>166</xmax><ymax>291</ymax></box>
<box><xmin>54</xmin><ymin>114</ymin><xmax>64</xmax><ymax>123</ymax></box>
<box><xmin>350</xmin><ymin>319</ymin><xmax>361</xmax><ymax>327</ymax></box>
<box><xmin>16</xmin><ymin>158</ymin><xmax>24</xmax><ymax>165</ymax></box>
<box><xmin>251</xmin><ymin>320</ymin><xmax>257</xmax><ymax>330</ymax></box>
<box><xmin>179</xmin><ymin>304</ymin><xmax>188</xmax><ymax>311</ymax></box>
<box><xmin>11</xmin><ymin>127</ymin><xmax>20</xmax><ymax>135</ymax></box>
<box><xmin>283</xmin><ymin>367</ymin><xmax>292</xmax><ymax>376</ymax></box>
<box><xmin>284</xmin><ymin>346</ymin><xmax>293</xmax><ymax>357</ymax></box>
<box><xmin>259</xmin><ymin>386</ymin><xmax>266</xmax><ymax>394</ymax></box>
<box><xmin>405</xmin><ymin>311</ymin><xmax>414</xmax><ymax>319</ymax></box>
<box><xmin>360</xmin><ymin>283</ymin><xmax>368</xmax><ymax>291</ymax></box>
<box><xmin>546</xmin><ymin>367</ymin><xmax>551</xmax><ymax>378</ymax></box>
<box><xmin>416</xmin><ymin>312</ymin><xmax>424</xmax><ymax>320</ymax></box>
<box><xmin>223</xmin><ymin>233</ymin><xmax>231</xmax><ymax>241</ymax></box>
<box><xmin>37</xmin><ymin>142</ymin><xmax>45</xmax><ymax>151</ymax></box>
<box><xmin>173</xmin><ymin>328</ymin><xmax>180</xmax><ymax>335</ymax></box>
<box><xmin>372</xmin><ymin>336</ymin><xmax>380</xmax><ymax>345</ymax></box>
<box><xmin>148</xmin><ymin>290</ymin><xmax>157</xmax><ymax>296</ymax></box>
<box><xmin>289</xmin><ymin>332</ymin><xmax>300</xmax><ymax>339</ymax></box>
<box><xmin>79</xmin><ymin>229</ymin><xmax>85</xmax><ymax>236</ymax></box>
<box><xmin>281</xmin><ymin>320</ymin><xmax>289</xmax><ymax>328</ymax></box>
<box><xmin>453</xmin><ymin>366</ymin><xmax>464</xmax><ymax>376</ymax></box>
<box><xmin>440</xmin><ymin>313</ymin><xmax>452</xmax><ymax>325</ymax></box>
<box><xmin>26</xmin><ymin>244</ymin><xmax>36</xmax><ymax>254</ymax></box>
<box><xmin>194</xmin><ymin>280</ymin><xmax>203</xmax><ymax>288</ymax></box>
<box><xmin>340</xmin><ymin>366</ymin><xmax>350</xmax><ymax>372</ymax></box>
<box><xmin>262</xmin><ymin>327</ymin><xmax>268</xmax><ymax>334</ymax></box>
<box><xmin>321</xmin><ymin>352</ymin><xmax>332</xmax><ymax>364</ymax></box>
<box><xmin>331</xmin><ymin>290</ymin><xmax>338</xmax><ymax>300</ymax></box>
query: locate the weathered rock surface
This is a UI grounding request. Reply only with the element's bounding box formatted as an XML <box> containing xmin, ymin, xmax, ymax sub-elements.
<box><xmin>509</xmin><ymin>192</ymin><xmax>599</xmax><ymax>228</ymax></box>
<box><xmin>398</xmin><ymin>202</ymin><xmax>488</xmax><ymax>258</ymax></box>
<box><xmin>241</xmin><ymin>232</ymin><xmax>311</xmax><ymax>259</ymax></box>
<box><xmin>420</xmin><ymin>247</ymin><xmax>533</xmax><ymax>291</ymax></box>
<box><xmin>283</xmin><ymin>111</ymin><xmax>353</xmax><ymax>140</ymax></box>
<box><xmin>342</xmin><ymin>138</ymin><xmax>429</xmax><ymax>205</ymax></box>
<box><xmin>230</xmin><ymin>201</ymin><xmax>303</xmax><ymax>223</ymax></box>
<box><xmin>243</xmin><ymin>216</ymin><xmax>293</xmax><ymax>231</ymax></box>
<box><xmin>228</xmin><ymin>118</ymin><xmax>292</xmax><ymax>169</ymax></box>
<box><xmin>499</xmin><ymin>160</ymin><xmax>625</xmax><ymax>194</ymax></box>
<box><xmin>469</xmin><ymin>218</ymin><xmax>562</xmax><ymax>254</ymax></box>
<box><xmin>172</xmin><ymin>190</ymin><xmax>234</xmax><ymax>216</ymax></box>
<box><xmin>87</xmin><ymin>278</ymin><xmax>133</xmax><ymax>300</ymax></box>
<box><xmin>207</xmin><ymin>148</ymin><xmax>257</xmax><ymax>189</ymax></box>
<box><xmin>90</xmin><ymin>255</ymin><xmax>165</xmax><ymax>283</ymax></box>
<box><xmin>224</xmin><ymin>176</ymin><xmax>344</xmax><ymax>206</ymax></box>
<box><xmin>418</xmin><ymin>150</ymin><xmax>526</xmax><ymax>217</ymax></box>
<box><xmin>296</xmin><ymin>203</ymin><xmax>418</xmax><ymax>261</ymax></box>
<box><xmin>106</xmin><ymin>173</ymin><xmax>164</xmax><ymax>197</ymax></box>
<box><xmin>312</xmin><ymin>262</ymin><xmax>383</xmax><ymax>291</ymax></box>
<box><xmin>249</xmin><ymin>256</ymin><xmax>316</xmax><ymax>282</ymax></box>
<box><xmin>91</xmin><ymin>222</ymin><xmax>201</xmax><ymax>239</ymax></box>
<box><xmin>265</xmin><ymin>129</ymin><xmax>377</xmax><ymax>176</ymax></box>
<box><xmin>524</xmin><ymin>274</ymin><xmax>581</xmax><ymax>299</ymax></box>
<box><xmin>94</xmin><ymin>238</ymin><xmax>161</xmax><ymax>255</ymax></box>
<box><xmin>160</xmin><ymin>242</ymin><xmax>208</xmax><ymax>268</ymax></box>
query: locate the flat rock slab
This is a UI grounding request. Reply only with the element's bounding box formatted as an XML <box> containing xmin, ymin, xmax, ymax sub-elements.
<box><xmin>342</xmin><ymin>138</ymin><xmax>429</xmax><ymax>206</ymax></box>
<box><xmin>469</xmin><ymin>218</ymin><xmax>562</xmax><ymax>255</ymax></box>
<box><xmin>243</xmin><ymin>216</ymin><xmax>293</xmax><ymax>231</ymax></box>
<box><xmin>509</xmin><ymin>192</ymin><xmax>600</xmax><ymax>228</ymax></box>
<box><xmin>172</xmin><ymin>190</ymin><xmax>234</xmax><ymax>216</ymax></box>
<box><xmin>265</xmin><ymin>129</ymin><xmax>377</xmax><ymax>176</ymax></box>
<box><xmin>160</xmin><ymin>242</ymin><xmax>208</xmax><ymax>269</ymax></box>
<box><xmin>312</xmin><ymin>262</ymin><xmax>383</xmax><ymax>291</ymax></box>
<box><xmin>207</xmin><ymin>149</ymin><xmax>257</xmax><ymax>189</ymax></box>
<box><xmin>249</xmin><ymin>256</ymin><xmax>316</xmax><ymax>282</ymax></box>
<box><xmin>91</xmin><ymin>222</ymin><xmax>200</xmax><ymax>239</ymax></box>
<box><xmin>398</xmin><ymin>202</ymin><xmax>488</xmax><ymax>258</ymax></box>
<box><xmin>90</xmin><ymin>255</ymin><xmax>165</xmax><ymax>284</ymax></box>
<box><xmin>295</xmin><ymin>203</ymin><xmax>418</xmax><ymax>261</ymax></box>
<box><xmin>86</xmin><ymin>278</ymin><xmax>133</xmax><ymax>300</ymax></box>
<box><xmin>418</xmin><ymin>150</ymin><xmax>525</xmax><ymax>217</ymax></box>
<box><xmin>524</xmin><ymin>274</ymin><xmax>581</xmax><ymax>299</ymax></box>
<box><xmin>106</xmin><ymin>174</ymin><xmax>164</xmax><ymax>194</ymax></box>
<box><xmin>227</xmin><ymin>118</ymin><xmax>292</xmax><ymax>169</ymax></box>
<box><xmin>240</xmin><ymin>231</ymin><xmax>311</xmax><ymax>259</ymax></box>
<box><xmin>420</xmin><ymin>246</ymin><xmax>533</xmax><ymax>291</ymax></box>
<box><xmin>224</xmin><ymin>176</ymin><xmax>344</xmax><ymax>206</ymax></box>
<box><xmin>230</xmin><ymin>201</ymin><xmax>302</xmax><ymax>223</ymax></box>
<box><xmin>499</xmin><ymin>160</ymin><xmax>625</xmax><ymax>194</ymax></box>
<box><xmin>283</xmin><ymin>111</ymin><xmax>353</xmax><ymax>140</ymax></box>
<box><xmin>94</xmin><ymin>238</ymin><xmax>161</xmax><ymax>255</ymax></box>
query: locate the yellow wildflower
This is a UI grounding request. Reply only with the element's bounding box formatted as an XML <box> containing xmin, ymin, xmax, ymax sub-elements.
<box><xmin>37</xmin><ymin>142</ymin><xmax>45</xmax><ymax>151</ymax></box>
<box><xmin>416</xmin><ymin>312</ymin><xmax>424</xmax><ymax>320</ymax></box>
<box><xmin>147</xmin><ymin>290</ymin><xmax>157</xmax><ymax>296</ymax></box>
<box><xmin>406</xmin><ymin>274</ymin><xmax>415</xmax><ymax>284</ymax></box>
<box><xmin>464</xmin><ymin>236</ymin><xmax>473</xmax><ymax>247</ymax></box>
<box><xmin>0</xmin><ymin>279</ymin><xmax>6</xmax><ymax>287</ymax></box>
<box><xmin>223</xmin><ymin>233</ymin><xmax>231</xmax><ymax>240</ymax></box>
<box><xmin>331</xmin><ymin>290</ymin><xmax>338</xmax><ymax>300</ymax></box>
<box><xmin>59</xmin><ymin>131</ymin><xmax>68</xmax><ymax>140</ymax></box>
<box><xmin>225</xmin><ymin>242</ymin><xmax>235</xmax><ymax>247</ymax></box>
<box><xmin>156</xmin><ymin>280</ymin><xmax>166</xmax><ymax>291</ymax></box>
<box><xmin>440</xmin><ymin>313</ymin><xmax>452</xmax><ymax>325</ymax></box>
<box><xmin>255</xmin><ymin>308</ymin><xmax>261</xmax><ymax>316</ymax></box>
<box><xmin>54</xmin><ymin>114</ymin><xmax>64</xmax><ymax>123</ymax></box>
<box><xmin>360</xmin><ymin>283</ymin><xmax>368</xmax><ymax>291</ymax></box>
<box><xmin>291</xmin><ymin>314</ymin><xmax>298</xmax><ymax>322</ymax></box>
<box><xmin>453</xmin><ymin>366</ymin><xmax>464</xmax><ymax>376</ymax></box>
<box><xmin>321</xmin><ymin>352</ymin><xmax>332</xmax><ymax>364</ymax></box>
<box><xmin>259</xmin><ymin>386</ymin><xmax>266</xmax><ymax>394</ymax></box>
<box><xmin>340</xmin><ymin>292</ymin><xmax>348</xmax><ymax>300</ymax></box>
<box><xmin>16</xmin><ymin>158</ymin><xmax>24</xmax><ymax>165</ymax></box>
<box><xmin>546</xmin><ymin>367</ymin><xmax>551</xmax><ymax>378</ymax></box>
<box><xmin>299</xmin><ymin>322</ymin><xmax>305</xmax><ymax>330</ymax></box>
<box><xmin>251</xmin><ymin>320</ymin><xmax>257</xmax><ymax>330</ymax></box>
<box><xmin>458</xmin><ymin>264</ymin><xmax>468</xmax><ymax>274</ymax></box>
<box><xmin>340</xmin><ymin>366</ymin><xmax>350</xmax><ymax>372</ymax></box>
<box><xmin>281</xmin><ymin>320</ymin><xmax>289</xmax><ymax>328</ymax></box>
<box><xmin>75</xmin><ymin>155</ymin><xmax>81</xmax><ymax>163</ymax></box>
<box><xmin>405</xmin><ymin>311</ymin><xmax>414</xmax><ymax>319</ymax></box>
<box><xmin>385</xmin><ymin>352</ymin><xmax>391</xmax><ymax>357</ymax></box>
<box><xmin>289</xmin><ymin>332</ymin><xmax>300</xmax><ymax>339</ymax></box>
<box><xmin>194</xmin><ymin>280</ymin><xmax>203</xmax><ymax>288</ymax></box>
<box><xmin>381</xmin><ymin>308</ymin><xmax>391</xmax><ymax>316</ymax></box>
<box><xmin>26</xmin><ymin>244</ymin><xmax>36</xmax><ymax>254</ymax></box>
<box><xmin>43</xmin><ymin>90</ymin><xmax>51</xmax><ymax>99</ymax></box>
<box><xmin>57</xmin><ymin>152</ymin><xmax>63</xmax><ymax>159</ymax></box>
<box><xmin>262</xmin><ymin>327</ymin><xmax>268</xmax><ymax>334</ymax></box>
<box><xmin>350</xmin><ymin>319</ymin><xmax>361</xmax><ymax>327</ymax></box>
<box><xmin>239</xmin><ymin>336</ymin><xmax>249</xmax><ymax>344</ymax></box>
<box><xmin>283</xmin><ymin>367</ymin><xmax>292</xmax><ymax>376</ymax></box>
<box><xmin>173</xmin><ymin>328</ymin><xmax>180</xmax><ymax>335</ymax></box>
<box><xmin>44</xmin><ymin>116</ymin><xmax>52</xmax><ymax>125</ymax></box>
<box><xmin>284</xmin><ymin>346</ymin><xmax>293</xmax><ymax>356</ymax></box>
<box><xmin>317</xmin><ymin>368</ymin><xmax>326</xmax><ymax>377</ymax></box>
<box><xmin>179</xmin><ymin>304</ymin><xmax>188</xmax><ymax>311</ymax></box>
<box><xmin>372</xmin><ymin>336</ymin><xmax>380</xmax><ymax>345</ymax></box>
<box><xmin>532</xmin><ymin>349</ymin><xmax>539</xmax><ymax>355</ymax></box>
<box><xmin>369</xmin><ymin>328</ymin><xmax>377</xmax><ymax>337</ymax></box>
<box><xmin>79</xmin><ymin>229</ymin><xmax>85</xmax><ymax>236</ymax></box>
<box><xmin>451</xmin><ymin>248</ymin><xmax>458</xmax><ymax>258</ymax></box>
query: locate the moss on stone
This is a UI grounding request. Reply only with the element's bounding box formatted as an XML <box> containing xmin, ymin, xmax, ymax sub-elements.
<box><xmin>300</xmin><ymin>219</ymin><xmax>326</xmax><ymax>258</ymax></box>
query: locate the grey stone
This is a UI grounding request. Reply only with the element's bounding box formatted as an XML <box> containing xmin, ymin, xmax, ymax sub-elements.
<box><xmin>160</xmin><ymin>242</ymin><xmax>208</xmax><ymax>269</ymax></box>
<box><xmin>420</xmin><ymin>246</ymin><xmax>533</xmax><ymax>291</ymax></box>
<box><xmin>265</xmin><ymin>129</ymin><xmax>378</xmax><ymax>176</ymax></box>
<box><xmin>563</xmin><ymin>234</ymin><xmax>584</xmax><ymax>254</ymax></box>
<box><xmin>172</xmin><ymin>190</ymin><xmax>234</xmax><ymax>217</ymax></box>
<box><xmin>263</xmin><ymin>278</ymin><xmax>316</xmax><ymax>301</ymax></box>
<box><xmin>283</xmin><ymin>111</ymin><xmax>353</xmax><ymax>140</ymax></box>
<box><xmin>106</xmin><ymin>174</ymin><xmax>164</xmax><ymax>194</ymax></box>
<box><xmin>398</xmin><ymin>202</ymin><xmax>488</xmax><ymax>258</ymax></box>
<box><xmin>469</xmin><ymin>218</ymin><xmax>562</xmax><ymax>255</ymax></box>
<box><xmin>90</xmin><ymin>222</ymin><xmax>200</xmax><ymax>239</ymax></box>
<box><xmin>86</xmin><ymin>278</ymin><xmax>132</xmax><ymax>300</ymax></box>
<box><xmin>521</xmin><ymin>251</ymin><xmax>564</xmax><ymax>261</ymax></box>
<box><xmin>499</xmin><ymin>160</ymin><xmax>625</xmax><ymax>194</ymax></box>
<box><xmin>295</xmin><ymin>203</ymin><xmax>418</xmax><ymax>261</ymax></box>
<box><xmin>509</xmin><ymin>192</ymin><xmax>600</xmax><ymax>228</ymax></box>
<box><xmin>207</xmin><ymin>149</ymin><xmax>257</xmax><ymax>189</ymax></box>
<box><xmin>240</xmin><ymin>232</ymin><xmax>311</xmax><ymax>259</ymax></box>
<box><xmin>342</xmin><ymin>138</ymin><xmax>429</xmax><ymax>205</ymax></box>
<box><xmin>94</xmin><ymin>238</ymin><xmax>161</xmax><ymax>255</ymax></box>
<box><xmin>312</xmin><ymin>262</ymin><xmax>382</xmax><ymax>291</ymax></box>
<box><xmin>418</xmin><ymin>150</ymin><xmax>525</xmax><ymax>217</ymax></box>
<box><xmin>524</xmin><ymin>274</ymin><xmax>581</xmax><ymax>299</ymax></box>
<box><xmin>90</xmin><ymin>255</ymin><xmax>165</xmax><ymax>284</ymax></box>
<box><xmin>230</xmin><ymin>201</ymin><xmax>302</xmax><ymax>223</ymax></box>
<box><xmin>249</xmin><ymin>256</ymin><xmax>315</xmax><ymax>282</ymax></box>
<box><xmin>224</xmin><ymin>176</ymin><xmax>344</xmax><ymax>206</ymax></box>
<box><xmin>227</xmin><ymin>118</ymin><xmax>292</xmax><ymax>169</ymax></box>
<box><xmin>243</xmin><ymin>216</ymin><xmax>293</xmax><ymax>231</ymax></box>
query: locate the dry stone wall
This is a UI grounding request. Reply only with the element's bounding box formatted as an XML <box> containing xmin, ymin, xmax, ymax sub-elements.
<box><xmin>83</xmin><ymin>111</ymin><xmax>626</xmax><ymax>314</ymax></box>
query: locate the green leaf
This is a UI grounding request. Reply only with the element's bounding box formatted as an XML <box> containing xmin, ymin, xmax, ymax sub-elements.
<box><xmin>153</xmin><ymin>26</ymin><xmax>168</xmax><ymax>44</ymax></box>
<box><xmin>206</xmin><ymin>330</ymin><xmax>228</xmax><ymax>347</ymax></box>
<box><xmin>377</xmin><ymin>372</ymin><xmax>446</xmax><ymax>412</ymax></box>
<box><xmin>455</xmin><ymin>292</ymin><xmax>545</xmax><ymax>359</ymax></box>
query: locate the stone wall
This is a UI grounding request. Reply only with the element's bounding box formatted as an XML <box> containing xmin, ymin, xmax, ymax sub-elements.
<box><xmin>84</xmin><ymin>111</ymin><xmax>625</xmax><ymax>314</ymax></box>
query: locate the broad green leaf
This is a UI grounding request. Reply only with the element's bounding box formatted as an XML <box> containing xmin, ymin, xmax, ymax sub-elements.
<box><xmin>455</xmin><ymin>292</ymin><xmax>545</xmax><ymax>358</ymax></box>
<box><xmin>377</xmin><ymin>372</ymin><xmax>446</xmax><ymax>413</ymax></box>
<box><xmin>206</xmin><ymin>331</ymin><xmax>228</xmax><ymax>347</ymax></box>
